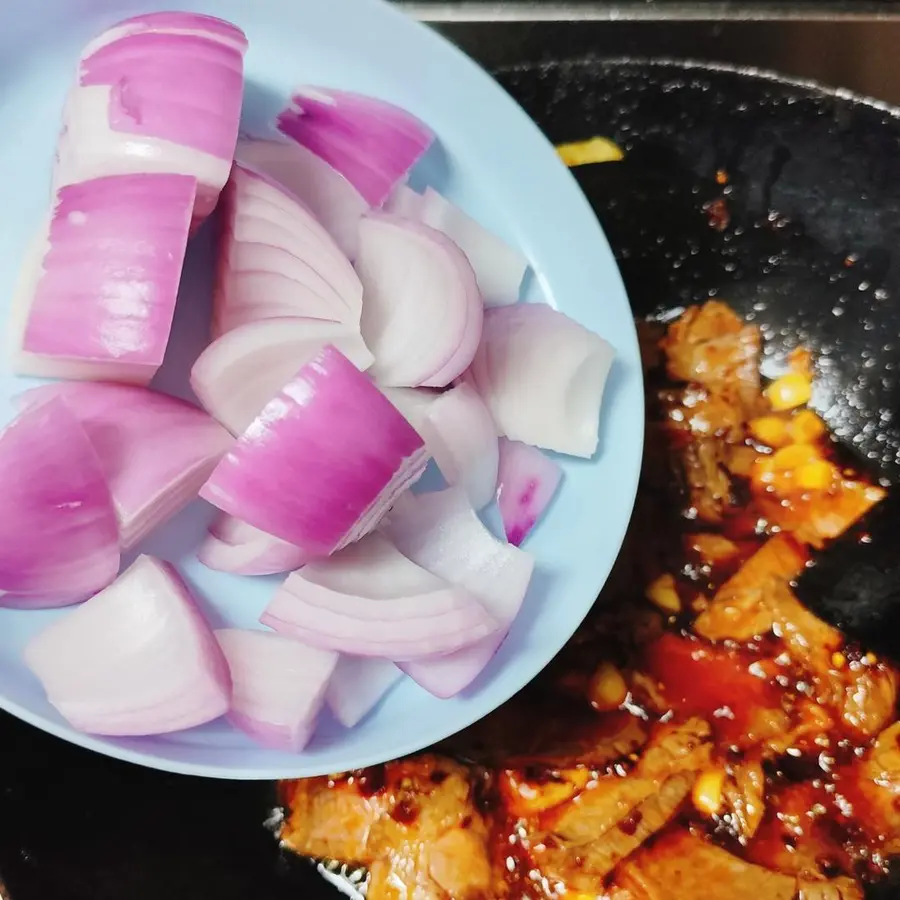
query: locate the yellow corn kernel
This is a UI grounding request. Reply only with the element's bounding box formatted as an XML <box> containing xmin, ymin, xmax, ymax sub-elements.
<box><xmin>765</xmin><ymin>372</ymin><xmax>812</xmax><ymax>411</ymax></box>
<box><xmin>645</xmin><ymin>573</ymin><xmax>682</xmax><ymax>614</ymax></box>
<box><xmin>795</xmin><ymin>460</ymin><xmax>837</xmax><ymax>491</ymax></box>
<box><xmin>692</xmin><ymin>769</ymin><xmax>726</xmax><ymax>817</ymax></box>
<box><xmin>771</xmin><ymin>443</ymin><xmax>820</xmax><ymax>471</ymax></box>
<box><xmin>788</xmin><ymin>409</ymin><xmax>826</xmax><ymax>444</ymax></box>
<box><xmin>749</xmin><ymin>415</ymin><xmax>791</xmax><ymax>448</ymax></box>
<box><xmin>557</xmin><ymin>136</ymin><xmax>624</xmax><ymax>167</ymax></box>
<box><xmin>864</xmin><ymin>652</ymin><xmax>877</xmax><ymax>666</ymax></box>
<box><xmin>832</xmin><ymin>651</ymin><xmax>846</xmax><ymax>670</ymax></box>
<box><xmin>588</xmin><ymin>662</ymin><xmax>628</xmax><ymax>712</ymax></box>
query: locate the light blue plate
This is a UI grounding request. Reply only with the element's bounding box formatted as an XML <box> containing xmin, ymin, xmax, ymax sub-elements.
<box><xmin>0</xmin><ymin>0</ymin><xmax>642</xmax><ymax>778</ymax></box>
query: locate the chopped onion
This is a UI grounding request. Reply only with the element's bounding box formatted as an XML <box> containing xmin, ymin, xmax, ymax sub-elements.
<box><xmin>199</xmin><ymin>513</ymin><xmax>307</xmax><ymax>576</ymax></box>
<box><xmin>17</xmin><ymin>382</ymin><xmax>231</xmax><ymax>551</ymax></box>
<box><xmin>381</xmin><ymin>488</ymin><xmax>534</xmax><ymax>697</ymax></box>
<box><xmin>418</xmin><ymin>383</ymin><xmax>499</xmax><ymax>510</ymax></box>
<box><xmin>466</xmin><ymin>304</ymin><xmax>615</xmax><ymax>458</ymax></box>
<box><xmin>276</xmin><ymin>87</ymin><xmax>434</xmax><ymax>207</ymax></box>
<box><xmin>82</xmin><ymin>12</ymin><xmax>248</xmax><ymax>54</ymax></box>
<box><xmin>236</xmin><ymin>138</ymin><xmax>368</xmax><ymax>259</ymax></box>
<box><xmin>0</xmin><ymin>396</ymin><xmax>119</xmax><ymax>607</ymax></box>
<box><xmin>325</xmin><ymin>656</ymin><xmax>402</xmax><ymax>728</ymax></box>
<box><xmin>216</xmin><ymin>628</ymin><xmax>337</xmax><ymax>752</ymax></box>
<box><xmin>383</xmin><ymin>182</ymin><xmax>425</xmax><ymax>218</ymax></box>
<box><xmin>496</xmin><ymin>438</ymin><xmax>563</xmax><ymax>546</ymax></box>
<box><xmin>201</xmin><ymin>345</ymin><xmax>429</xmax><ymax>554</ymax></box>
<box><xmin>192</xmin><ymin>316</ymin><xmax>373</xmax><ymax>435</ymax></box>
<box><xmin>379</xmin><ymin>385</ymin><xmax>441</xmax><ymax>430</ymax></box>
<box><xmin>418</xmin><ymin>188</ymin><xmax>527</xmax><ymax>307</ymax></box>
<box><xmin>357</xmin><ymin>213</ymin><xmax>483</xmax><ymax>387</ymax></box>
<box><xmin>260</xmin><ymin>533</ymin><xmax>500</xmax><ymax>659</ymax></box>
<box><xmin>214</xmin><ymin>163</ymin><xmax>363</xmax><ymax>336</ymax></box>
<box><xmin>55</xmin><ymin>13</ymin><xmax>246</xmax><ymax>223</ymax></box>
<box><xmin>14</xmin><ymin>174</ymin><xmax>196</xmax><ymax>385</ymax></box>
<box><xmin>24</xmin><ymin>555</ymin><xmax>230</xmax><ymax>735</ymax></box>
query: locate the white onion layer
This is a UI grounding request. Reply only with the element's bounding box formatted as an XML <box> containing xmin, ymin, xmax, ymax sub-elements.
<box><xmin>466</xmin><ymin>303</ymin><xmax>615</xmax><ymax>458</ymax></box>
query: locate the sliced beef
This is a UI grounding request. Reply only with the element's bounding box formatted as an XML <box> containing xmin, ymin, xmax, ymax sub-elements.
<box><xmin>610</xmin><ymin>831</ymin><xmax>798</xmax><ymax>900</ymax></box>
<box><xmin>530</xmin><ymin>721</ymin><xmax>711</xmax><ymax>887</ymax></box>
<box><xmin>281</xmin><ymin>756</ymin><xmax>494</xmax><ymax>900</ymax></box>
<box><xmin>660</xmin><ymin>301</ymin><xmax>762</xmax><ymax>408</ymax></box>
<box><xmin>540</xmin><ymin>773</ymin><xmax>695</xmax><ymax>889</ymax></box>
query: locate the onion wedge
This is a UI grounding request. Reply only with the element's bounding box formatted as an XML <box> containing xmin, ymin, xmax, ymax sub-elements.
<box><xmin>418</xmin><ymin>383</ymin><xmax>499</xmax><ymax>510</ymax></box>
<box><xmin>213</xmin><ymin>163</ymin><xmax>363</xmax><ymax>336</ymax></box>
<box><xmin>496</xmin><ymin>438</ymin><xmax>563</xmax><ymax>546</ymax></box>
<box><xmin>192</xmin><ymin>316</ymin><xmax>373</xmax><ymax>435</ymax></box>
<box><xmin>16</xmin><ymin>382</ymin><xmax>231</xmax><ymax>551</ymax></box>
<box><xmin>466</xmin><ymin>304</ymin><xmax>615</xmax><ymax>458</ymax></box>
<box><xmin>13</xmin><ymin>174</ymin><xmax>196</xmax><ymax>385</ymax></box>
<box><xmin>325</xmin><ymin>656</ymin><xmax>402</xmax><ymax>728</ymax></box>
<box><xmin>260</xmin><ymin>533</ymin><xmax>500</xmax><ymax>659</ymax></box>
<box><xmin>357</xmin><ymin>213</ymin><xmax>483</xmax><ymax>387</ymax></box>
<box><xmin>381</xmin><ymin>488</ymin><xmax>534</xmax><ymax>697</ymax></box>
<box><xmin>216</xmin><ymin>629</ymin><xmax>337</xmax><ymax>752</ymax></box>
<box><xmin>24</xmin><ymin>556</ymin><xmax>230</xmax><ymax>736</ymax></box>
<box><xmin>0</xmin><ymin>396</ymin><xmax>119</xmax><ymax>607</ymax></box>
<box><xmin>55</xmin><ymin>12</ymin><xmax>246</xmax><ymax>223</ymax></box>
<box><xmin>393</xmin><ymin>186</ymin><xmax>527</xmax><ymax>307</ymax></box>
<box><xmin>276</xmin><ymin>87</ymin><xmax>434</xmax><ymax>207</ymax></box>
<box><xmin>236</xmin><ymin>137</ymin><xmax>368</xmax><ymax>259</ymax></box>
<box><xmin>199</xmin><ymin>513</ymin><xmax>307</xmax><ymax>576</ymax></box>
<box><xmin>201</xmin><ymin>345</ymin><xmax>429</xmax><ymax>555</ymax></box>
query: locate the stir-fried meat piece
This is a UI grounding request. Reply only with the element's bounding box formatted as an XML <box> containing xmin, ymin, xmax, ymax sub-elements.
<box><xmin>796</xmin><ymin>878</ymin><xmax>865</xmax><ymax>900</ymax></box>
<box><xmin>532</xmin><ymin>721</ymin><xmax>711</xmax><ymax>887</ymax></box>
<box><xmin>680</xmin><ymin>437</ymin><xmax>733</xmax><ymax>523</ymax></box>
<box><xmin>658</xmin><ymin>302</ymin><xmax>763</xmax><ymax>523</ymax></box>
<box><xmin>539</xmin><ymin>773</ymin><xmax>695</xmax><ymax>889</ymax></box>
<box><xmin>281</xmin><ymin>756</ymin><xmax>494</xmax><ymax>900</ymax></box>
<box><xmin>610</xmin><ymin>830</ymin><xmax>798</xmax><ymax>900</ymax></box>
<box><xmin>611</xmin><ymin>831</ymin><xmax>863</xmax><ymax>900</ymax></box>
<box><xmin>723</xmin><ymin>758</ymin><xmax>766</xmax><ymax>841</ymax></box>
<box><xmin>660</xmin><ymin>301</ymin><xmax>762</xmax><ymax>409</ymax></box>
<box><xmin>694</xmin><ymin>536</ymin><xmax>898</xmax><ymax>741</ymax></box>
<box><xmin>444</xmin><ymin>700</ymin><xmax>649</xmax><ymax>770</ymax></box>
<box><xmin>279</xmin><ymin>302</ymin><xmax>900</xmax><ymax>900</ymax></box>
<box><xmin>844</xmin><ymin>721</ymin><xmax>900</xmax><ymax>851</ymax></box>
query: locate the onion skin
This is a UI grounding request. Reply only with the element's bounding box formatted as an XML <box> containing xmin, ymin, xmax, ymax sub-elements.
<box><xmin>276</xmin><ymin>87</ymin><xmax>434</xmax><ymax>207</ymax></box>
<box><xmin>200</xmin><ymin>345</ymin><xmax>429</xmax><ymax>555</ymax></box>
<box><xmin>15</xmin><ymin>173</ymin><xmax>196</xmax><ymax>385</ymax></box>
<box><xmin>192</xmin><ymin>316</ymin><xmax>373</xmax><ymax>436</ymax></box>
<box><xmin>55</xmin><ymin>12</ymin><xmax>246</xmax><ymax>223</ymax></box>
<box><xmin>16</xmin><ymin>382</ymin><xmax>231</xmax><ymax>551</ymax></box>
<box><xmin>0</xmin><ymin>396</ymin><xmax>120</xmax><ymax>607</ymax></box>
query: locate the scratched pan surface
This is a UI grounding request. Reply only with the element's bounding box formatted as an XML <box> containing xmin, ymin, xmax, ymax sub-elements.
<box><xmin>2</xmin><ymin>58</ymin><xmax>900</xmax><ymax>900</ymax></box>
